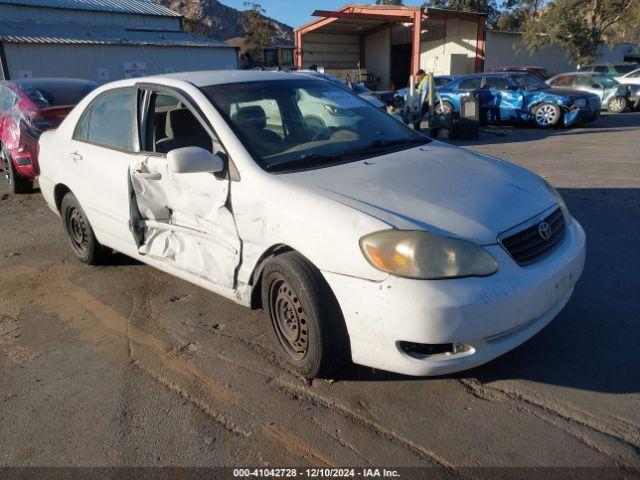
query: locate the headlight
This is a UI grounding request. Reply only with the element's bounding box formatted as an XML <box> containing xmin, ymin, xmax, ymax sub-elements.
<box><xmin>360</xmin><ymin>230</ymin><xmax>499</xmax><ymax>280</ymax></box>
<box><xmin>544</xmin><ymin>179</ymin><xmax>571</xmax><ymax>222</ymax></box>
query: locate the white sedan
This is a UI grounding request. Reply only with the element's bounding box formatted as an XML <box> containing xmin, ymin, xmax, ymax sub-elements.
<box><xmin>38</xmin><ymin>71</ymin><xmax>586</xmax><ymax>378</ymax></box>
<box><xmin>615</xmin><ymin>67</ymin><xmax>640</xmax><ymax>86</ymax></box>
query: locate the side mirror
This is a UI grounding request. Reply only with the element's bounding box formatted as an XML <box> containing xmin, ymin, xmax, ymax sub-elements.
<box><xmin>592</xmin><ymin>83</ymin><xmax>603</xmax><ymax>89</ymax></box>
<box><xmin>168</xmin><ymin>147</ymin><xmax>224</xmax><ymax>174</ymax></box>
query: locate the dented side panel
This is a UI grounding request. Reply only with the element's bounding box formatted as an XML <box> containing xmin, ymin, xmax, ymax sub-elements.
<box><xmin>131</xmin><ymin>155</ymin><xmax>240</xmax><ymax>289</ymax></box>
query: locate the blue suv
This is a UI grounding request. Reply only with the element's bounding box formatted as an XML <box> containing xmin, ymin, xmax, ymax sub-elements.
<box><xmin>436</xmin><ymin>72</ymin><xmax>601</xmax><ymax>128</ymax></box>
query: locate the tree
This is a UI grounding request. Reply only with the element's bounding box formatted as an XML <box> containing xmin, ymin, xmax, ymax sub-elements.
<box><xmin>522</xmin><ymin>0</ymin><xmax>640</xmax><ymax>65</ymax></box>
<box><xmin>496</xmin><ymin>0</ymin><xmax>543</xmax><ymax>31</ymax></box>
<box><xmin>242</xmin><ymin>2</ymin><xmax>276</xmax><ymax>65</ymax></box>
<box><xmin>376</xmin><ymin>0</ymin><xmax>404</xmax><ymax>4</ymax></box>
<box><xmin>424</xmin><ymin>0</ymin><xmax>500</xmax><ymax>26</ymax></box>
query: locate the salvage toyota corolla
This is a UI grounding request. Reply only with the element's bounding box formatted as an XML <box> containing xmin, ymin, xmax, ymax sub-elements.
<box><xmin>37</xmin><ymin>71</ymin><xmax>586</xmax><ymax>378</ymax></box>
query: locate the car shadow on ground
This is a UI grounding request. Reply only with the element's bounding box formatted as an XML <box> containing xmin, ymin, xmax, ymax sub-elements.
<box><xmin>448</xmin><ymin>111</ymin><xmax>640</xmax><ymax>147</ymax></box>
<box><xmin>334</xmin><ymin>187</ymin><xmax>640</xmax><ymax>396</ymax></box>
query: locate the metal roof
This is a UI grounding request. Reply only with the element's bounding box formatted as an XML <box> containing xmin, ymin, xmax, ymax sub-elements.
<box><xmin>0</xmin><ymin>0</ymin><xmax>180</xmax><ymax>17</ymax></box>
<box><xmin>0</xmin><ymin>21</ymin><xmax>234</xmax><ymax>48</ymax></box>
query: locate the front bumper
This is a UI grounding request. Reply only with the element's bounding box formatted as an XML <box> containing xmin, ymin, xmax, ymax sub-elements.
<box><xmin>564</xmin><ymin>106</ymin><xmax>599</xmax><ymax>126</ymax></box>
<box><xmin>323</xmin><ymin>219</ymin><xmax>586</xmax><ymax>377</ymax></box>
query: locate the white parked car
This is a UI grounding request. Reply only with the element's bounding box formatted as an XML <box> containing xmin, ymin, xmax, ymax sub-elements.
<box><xmin>615</xmin><ymin>67</ymin><xmax>640</xmax><ymax>86</ymax></box>
<box><xmin>38</xmin><ymin>71</ymin><xmax>586</xmax><ymax>378</ymax></box>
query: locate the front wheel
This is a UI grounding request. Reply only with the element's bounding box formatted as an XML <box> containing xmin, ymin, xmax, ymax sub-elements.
<box><xmin>607</xmin><ymin>96</ymin><xmax>627</xmax><ymax>113</ymax></box>
<box><xmin>434</xmin><ymin>101</ymin><xmax>454</xmax><ymax>115</ymax></box>
<box><xmin>533</xmin><ymin>103</ymin><xmax>561</xmax><ymax>128</ymax></box>
<box><xmin>60</xmin><ymin>192</ymin><xmax>108</xmax><ymax>265</ymax></box>
<box><xmin>261</xmin><ymin>252</ymin><xmax>350</xmax><ymax>379</ymax></box>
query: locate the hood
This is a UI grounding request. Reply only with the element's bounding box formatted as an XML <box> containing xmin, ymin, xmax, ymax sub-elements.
<box><xmin>281</xmin><ymin>142</ymin><xmax>556</xmax><ymax>245</ymax></box>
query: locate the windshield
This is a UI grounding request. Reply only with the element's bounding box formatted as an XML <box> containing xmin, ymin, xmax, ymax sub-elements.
<box><xmin>202</xmin><ymin>79</ymin><xmax>427</xmax><ymax>171</ymax></box>
<box><xmin>511</xmin><ymin>74</ymin><xmax>549</xmax><ymax>90</ymax></box>
<box><xmin>614</xmin><ymin>64</ymin><xmax>638</xmax><ymax>74</ymax></box>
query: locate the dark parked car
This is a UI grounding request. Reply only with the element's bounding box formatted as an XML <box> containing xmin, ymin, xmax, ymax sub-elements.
<box><xmin>436</xmin><ymin>72</ymin><xmax>601</xmax><ymax>128</ymax></box>
<box><xmin>578</xmin><ymin>63</ymin><xmax>640</xmax><ymax>76</ymax></box>
<box><xmin>489</xmin><ymin>66</ymin><xmax>554</xmax><ymax>81</ymax></box>
<box><xmin>0</xmin><ymin>78</ymin><xmax>97</xmax><ymax>193</ymax></box>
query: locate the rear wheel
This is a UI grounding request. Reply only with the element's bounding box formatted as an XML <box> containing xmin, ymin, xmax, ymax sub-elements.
<box><xmin>606</xmin><ymin>95</ymin><xmax>627</xmax><ymax>113</ymax></box>
<box><xmin>261</xmin><ymin>252</ymin><xmax>350</xmax><ymax>379</ymax></box>
<box><xmin>533</xmin><ymin>103</ymin><xmax>561</xmax><ymax>128</ymax></box>
<box><xmin>60</xmin><ymin>192</ymin><xmax>107</xmax><ymax>265</ymax></box>
<box><xmin>1</xmin><ymin>150</ymin><xmax>33</xmax><ymax>194</ymax></box>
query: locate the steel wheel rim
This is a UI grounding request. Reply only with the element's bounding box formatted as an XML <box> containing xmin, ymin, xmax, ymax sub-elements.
<box><xmin>536</xmin><ymin>105</ymin><xmax>557</xmax><ymax>125</ymax></box>
<box><xmin>268</xmin><ymin>276</ymin><xmax>309</xmax><ymax>360</ymax></box>
<box><xmin>436</xmin><ymin>103</ymin><xmax>451</xmax><ymax>114</ymax></box>
<box><xmin>610</xmin><ymin>97</ymin><xmax>625</xmax><ymax>111</ymax></box>
<box><xmin>67</xmin><ymin>207</ymin><xmax>89</xmax><ymax>254</ymax></box>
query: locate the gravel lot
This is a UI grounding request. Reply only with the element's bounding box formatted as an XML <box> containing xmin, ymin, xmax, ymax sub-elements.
<box><xmin>1</xmin><ymin>112</ymin><xmax>639</xmax><ymax>469</ymax></box>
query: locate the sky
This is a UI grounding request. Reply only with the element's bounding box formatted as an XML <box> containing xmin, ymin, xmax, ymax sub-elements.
<box><xmin>219</xmin><ymin>0</ymin><xmax>426</xmax><ymax>28</ymax></box>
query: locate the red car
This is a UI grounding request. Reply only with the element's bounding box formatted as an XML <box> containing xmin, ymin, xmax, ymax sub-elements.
<box><xmin>489</xmin><ymin>66</ymin><xmax>554</xmax><ymax>81</ymax></box>
<box><xmin>1</xmin><ymin>78</ymin><xmax>97</xmax><ymax>193</ymax></box>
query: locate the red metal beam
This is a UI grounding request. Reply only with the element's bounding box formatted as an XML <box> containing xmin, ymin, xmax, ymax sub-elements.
<box><xmin>411</xmin><ymin>10</ymin><xmax>422</xmax><ymax>77</ymax></box>
<box><xmin>295</xmin><ymin>29</ymin><xmax>303</xmax><ymax>68</ymax></box>
<box><xmin>311</xmin><ymin>10</ymin><xmax>412</xmax><ymax>23</ymax></box>
<box><xmin>474</xmin><ymin>18</ymin><xmax>485</xmax><ymax>73</ymax></box>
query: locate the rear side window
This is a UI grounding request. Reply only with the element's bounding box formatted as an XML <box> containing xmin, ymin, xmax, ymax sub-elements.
<box><xmin>457</xmin><ymin>77</ymin><xmax>482</xmax><ymax>90</ymax></box>
<box><xmin>74</xmin><ymin>89</ymin><xmax>137</xmax><ymax>151</ymax></box>
<box><xmin>550</xmin><ymin>75</ymin><xmax>574</xmax><ymax>87</ymax></box>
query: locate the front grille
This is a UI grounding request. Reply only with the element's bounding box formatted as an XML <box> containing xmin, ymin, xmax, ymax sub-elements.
<box><xmin>500</xmin><ymin>208</ymin><xmax>566</xmax><ymax>265</ymax></box>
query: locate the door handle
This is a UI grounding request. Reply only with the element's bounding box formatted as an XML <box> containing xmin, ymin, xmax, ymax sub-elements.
<box><xmin>70</xmin><ymin>152</ymin><xmax>82</xmax><ymax>162</ymax></box>
<box><xmin>133</xmin><ymin>171</ymin><xmax>162</xmax><ymax>181</ymax></box>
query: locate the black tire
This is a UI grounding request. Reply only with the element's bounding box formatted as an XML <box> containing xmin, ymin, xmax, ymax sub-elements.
<box><xmin>606</xmin><ymin>95</ymin><xmax>627</xmax><ymax>113</ymax></box>
<box><xmin>532</xmin><ymin>103</ymin><xmax>562</xmax><ymax>128</ymax></box>
<box><xmin>261</xmin><ymin>251</ymin><xmax>350</xmax><ymax>379</ymax></box>
<box><xmin>2</xmin><ymin>150</ymin><xmax>33</xmax><ymax>194</ymax></box>
<box><xmin>60</xmin><ymin>192</ymin><xmax>107</xmax><ymax>265</ymax></box>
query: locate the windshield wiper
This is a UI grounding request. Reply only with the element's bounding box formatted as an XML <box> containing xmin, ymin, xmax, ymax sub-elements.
<box><xmin>264</xmin><ymin>138</ymin><xmax>427</xmax><ymax>172</ymax></box>
<box><xmin>342</xmin><ymin>137</ymin><xmax>428</xmax><ymax>158</ymax></box>
<box><xmin>265</xmin><ymin>152</ymin><xmax>344</xmax><ymax>172</ymax></box>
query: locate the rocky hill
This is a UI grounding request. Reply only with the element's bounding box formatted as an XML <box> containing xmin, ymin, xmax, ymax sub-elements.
<box><xmin>154</xmin><ymin>0</ymin><xmax>293</xmax><ymax>44</ymax></box>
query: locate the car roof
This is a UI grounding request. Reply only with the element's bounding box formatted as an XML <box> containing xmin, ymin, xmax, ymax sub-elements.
<box><xmin>146</xmin><ymin>70</ymin><xmax>303</xmax><ymax>87</ymax></box>
<box><xmin>584</xmin><ymin>62</ymin><xmax>639</xmax><ymax>67</ymax></box>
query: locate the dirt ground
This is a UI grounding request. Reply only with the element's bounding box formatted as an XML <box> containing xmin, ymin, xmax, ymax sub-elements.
<box><xmin>1</xmin><ymin>113</ymin><xmax>639</xmax><ymax>470</ymax></box>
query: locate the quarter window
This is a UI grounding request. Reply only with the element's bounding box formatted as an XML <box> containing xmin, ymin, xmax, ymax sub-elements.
<box><xmin>74</xmin><ymin>89</ymin><xmax>137</xmax><ymax>151</ymax></box>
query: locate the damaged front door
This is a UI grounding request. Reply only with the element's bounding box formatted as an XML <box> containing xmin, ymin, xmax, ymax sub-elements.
<box><xmin>131</xmin><ymin>88</ymin><xmax>241</xmax><ymax>290</ymax></box>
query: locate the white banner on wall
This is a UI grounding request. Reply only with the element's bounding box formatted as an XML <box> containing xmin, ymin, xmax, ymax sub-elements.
<box><xmin>124</xmin><ymin>62</ymin><xmax>148</xmax><ymax>78</ymax></box>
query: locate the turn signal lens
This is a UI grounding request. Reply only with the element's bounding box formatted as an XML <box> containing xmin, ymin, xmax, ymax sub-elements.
<box><xmin>360</xmin><ymin>230</ymin><xmax>499</xmax><ymax>280</ymax></box>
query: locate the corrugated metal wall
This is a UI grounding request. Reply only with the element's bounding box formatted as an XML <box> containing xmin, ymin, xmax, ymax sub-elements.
<box><xmin>0</xmin><ymin>4</ymin><xmax>179</xmax><ymax>29</ymax></box>
<box><xmin>364</xmin><ymin>28</ymin><xmax>390</xmax><ymax>90</ymax></box>
<box><xmin>3</xmin><ymin>43</ymin><xmax>237</xmax><ymax>81</ymax></box>
<box><xmin>484</xmin><ymin>31</ymin><xmax>574</xmax><ymax>73</ymax></box>
<box><xmin>420</xmin><ymin>19</ymin><xmax>477</xmax><ymax>76</ymax></box>
<box><xmin>302</xmin><ymin>33</ymin><xmax>360</xmax><ymax>70</ymax></box>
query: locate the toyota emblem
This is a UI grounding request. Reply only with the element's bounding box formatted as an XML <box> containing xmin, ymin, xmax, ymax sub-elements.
<box><xmin>538</xmin><ymin>221</ymin><xmax>552</xmax><ymax>240</ymax></box>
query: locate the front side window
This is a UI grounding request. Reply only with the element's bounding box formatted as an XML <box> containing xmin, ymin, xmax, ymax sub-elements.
<box><xmin>484</xmin><ymin>77</ymin><xmax>514</xmax><ymax>90</ymax></box>
<box><xmin>75</xmin><ymin>89</ymin><xmax>137</xmax><ymax>151</ymax></box>
<box><xmin>457</xmin><ymin>77</ymin><xmax>482</xmax><ymax>90</ymax></box>
<box><xmin>145</xmin><ymin>92</ymin><xmax>219</xmax><ymax>155</ymax></box>
<box><xmin>202</xmin><ymin>79</ymin><xmax>426</xmax><ymax>171</ymax></box>
<box><xmin>614</xmin><ymin>64</ymin><xmax>637</xmax><ymax>74</ymax></box>
<box><xmin>511</xmin><ymin>74</ymin><xmax>549</xmax><ymax>90</ymax></box>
